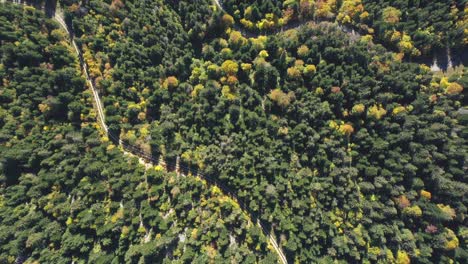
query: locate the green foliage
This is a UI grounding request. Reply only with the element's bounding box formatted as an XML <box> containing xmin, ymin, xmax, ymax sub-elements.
<box><xmin>0</xmin><ymin>4</ymin><xmax>274</xmax><ymax>263</ymax></box>
<box><xmin>220</xmin><ymin>0</ymin><xmax>467</xmax><ymax>55</ymax></box>
<box><xmin>1</xmin><ymin>1</ymin><xmax>467</xmax><ymax>264</ymax></box>
<box><xmin>359</xmin><ymin>0</ymin><xmax>467</xmax><ymax>55</ymax></box>
<box><xmin>60</xmin><ymin>1</ymin><xmax>467</xmax><ymax>260</ymax></box>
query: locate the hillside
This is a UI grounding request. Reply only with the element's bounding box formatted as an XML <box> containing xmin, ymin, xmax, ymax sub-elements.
<box><xmin>0</xmin><ymin>4</ymin><xmax>276</xmax><ymax>263</ymax></box>
<box><xmin>219</xmin><ymin>0</ymin><xmax>467</xmax><ymax>57</ymax></box>
<box><xmin>1</xmin><ymin>1</ymin><xmax>467</xmax><ymax>263</ymax></box>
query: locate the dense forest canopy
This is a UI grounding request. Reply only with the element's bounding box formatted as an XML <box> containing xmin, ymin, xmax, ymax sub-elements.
<box><xmin>0</xmin><ymin>4</ymin><xmax>276</xmax><ymax>263</ymax></box>
<box><xmin>1</xmin><ymin>0</ymin><xmax>467</xmax><ymax>263</ymax></box>
<box><xmin>220</xmin><ymin>0</ymin><xmax>468</xmax><ymax>57</ymax></box>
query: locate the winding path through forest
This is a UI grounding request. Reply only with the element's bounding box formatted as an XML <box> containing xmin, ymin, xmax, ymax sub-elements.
<box><xmin>3</xmin><ymin>0</ymin><xmax>288</xmax><ymax>263</ymax></box>
<box><xmin>213</xmin><ymin>0</ymin><xmax>361</xmax><ymax>40</ymax></box>
<box><xmin>213</xmin><ymin>0</ymin><xmax>467</xmax><ymax>71</ymax></box>
<box><xmin>213</xmin><ymin>0</ymin><xmax>318</xmax><ymax>38</ymax></box>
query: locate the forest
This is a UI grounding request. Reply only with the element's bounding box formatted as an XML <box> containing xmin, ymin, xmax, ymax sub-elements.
<box><xmin>1</xmin><ymin>0</ymin><xmax>467</xmax><ymax>263</ymax></box>
<box><xmin>221</xmin><ymin>0</ymin><xmax>467</xmax><ymax>57</ymax></box>
<box><xmin>0</xmin><ymin>4</ymin><xmax>276</xmax><ymax>263</ymax></box>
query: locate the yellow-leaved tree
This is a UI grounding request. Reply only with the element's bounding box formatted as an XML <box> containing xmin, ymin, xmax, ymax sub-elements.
<box><xmin>315</xmin><ymin>0</ymin><xmax>337</xmax><ymax>20</ymax></box>
<box><xmin>269</xmin><ymin>89</ymin><xmax>295</xmax><ymax>109</ymax></box>
<box><xmin>382</xmin><ymin>6</ymin><xmax>402</xmax><ymax>24</ymax></box>
<box><xmin>368</xmin><ymin>104</ymin><xmax>387</xmax><ymax>120</ymax></box>
<box><xmin>337</xmin><ymin>0</ymin><xmax>365</xmax><ymax>25</ymax></box>
<box><xmin>221</xmin><ymin>60</ymin><xmax>239</xmax><ymax>76</ymax></box>
<box><xmin>163</xmin><ymin>76</ymin><xmax>179</xmax><ymax>89</ymax></box>
<box><xmin>221</xmin><ymin>14</ymin><xmax>234</xmax><ymax>28</ymax></box>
